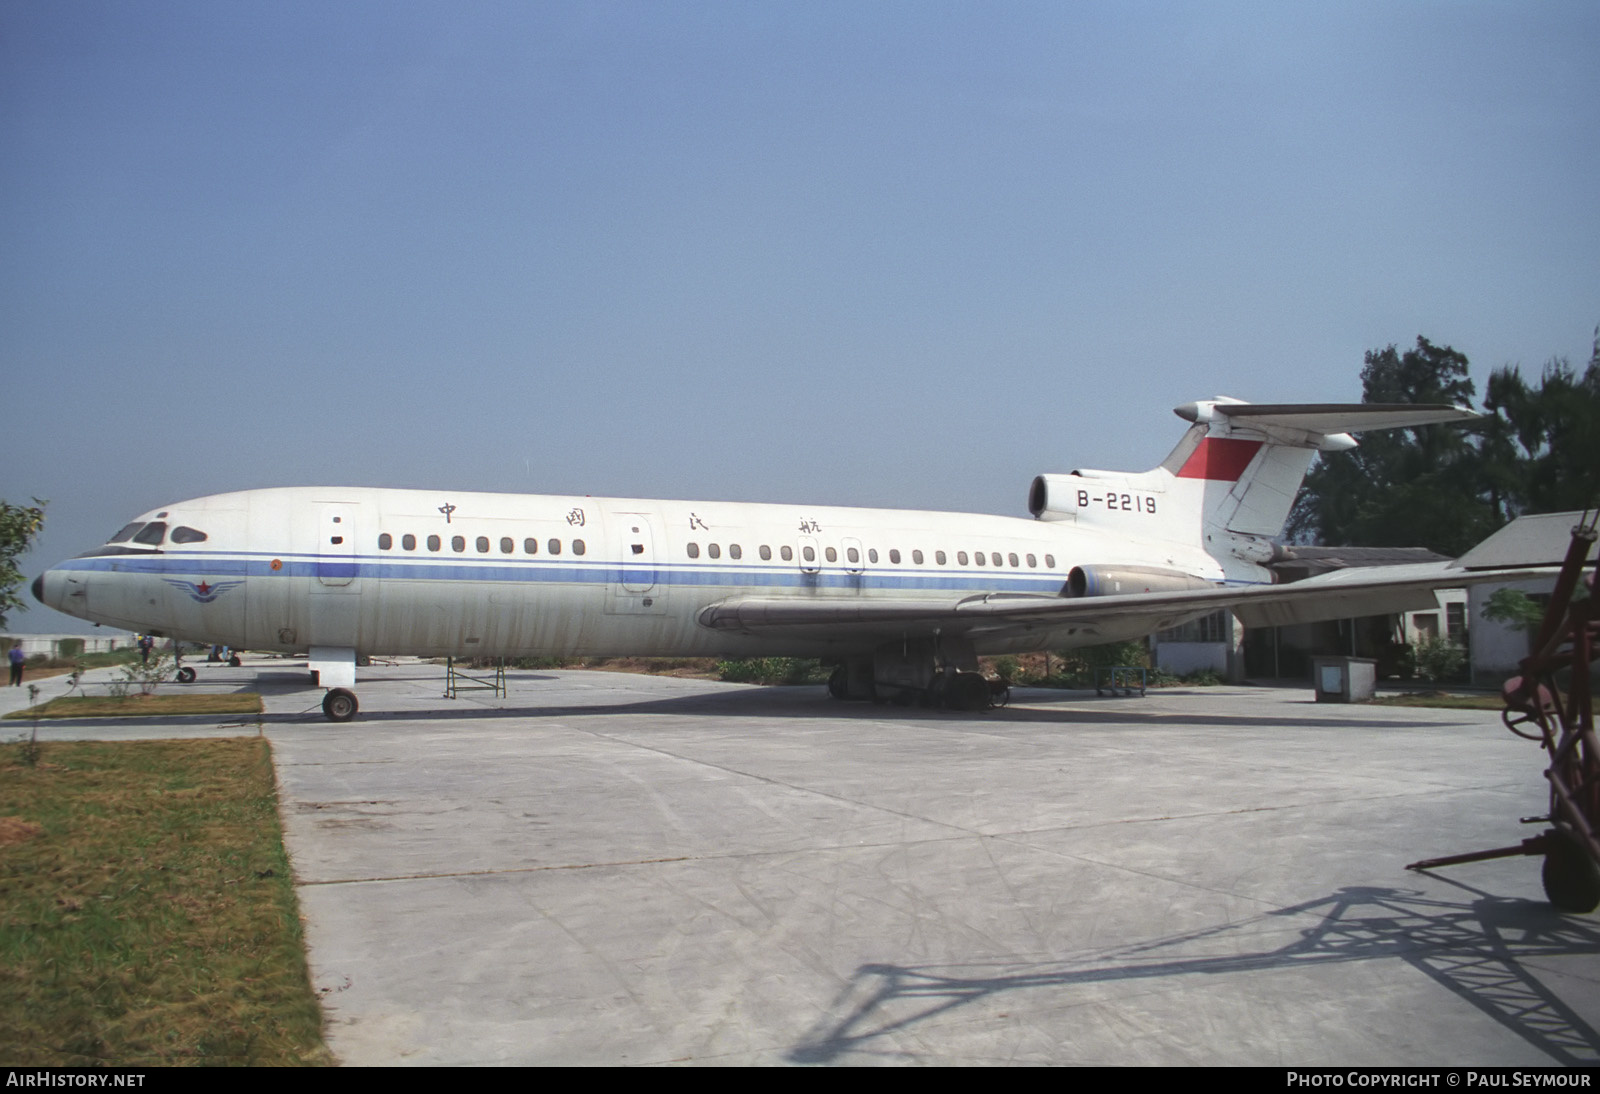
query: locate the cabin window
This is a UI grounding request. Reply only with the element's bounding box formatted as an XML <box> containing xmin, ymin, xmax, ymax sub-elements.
<box><xmin>867</xmin><ymin>548</ymin><xmax>878</xmax><ymax>563</ymax></box>
<box><xmin>108</xmin><ymin>522</ymin><xmax>145</xmax><ymax>543</ymax></box>
<box><xmin>452</xmin><ymin>536</ymin><xmax>466</xmax><ymax>552</ymax></box>
<box><xmin>500</xmin><ymin>537</ymin><xmax>514</xmax><ymax>554</ymax></box>
<box><xmin>171</xmin><ymin>526</ymin><xmax>207</xmax><ymax>544</ymax></box>
<box><xmin>524</xmin><ymin>538</ymin><xmax>538</xmax><ymax>554</ymax></box>
<box><xmin>781</xmin><ymin>546</ymin><xmax>794</xmax><ymax>561</ymax></box>
<box><xmin>957</xmin><ymin>551</ymin><xmax>968</xmax><ymax>565</ymax></box>
<box><xmin>573</xmin><ymin>539</ymin><xmax>585</xmax><ymax>555</ymax></box>
<box><xmin>846</xmin><ymin>546</ymin><xmax>859</xmax><ymax>564</ymax></box>
<box><xmin>687</xmin><ymin>543</ymin><xmax>700</xmax><ymax>559</ymax></box>
<box><xmin>759</xmin><ymin>545</ymin><xmax>772</xmax><ymax>560</ymax></box>
<box><xmin>378</xmin><ymin>533</ymin><xmax>393</xmax><ymax>550</ymax></box>
<box><xmin>402</xmin><ymin>534</ymin><xmax>416</xmax><ymax>551</ymax></box>
<box><xmin>1008</xmin><ymin>553</ymin><xmax>1019</xmax><ymax>567</ymax></box>
<box><xmin>427</xmin><ymin>535</ymin><xmax>441</xmax><ymax>551</ymax></box>
<box><xmin>548</xmin><ymin>539</ymin><xmax>561</xmax><ymax>555</ymax></box>
<box><xmin>913</xmin><ymin>550</ymin><xmax>924</xmax><ymax>565</ymax></box>
<box><xmin>990</xmin><ymin>552</ymin><xmax>1001</xmax><ymax>567</ymax></box>
<box><xmin>889</xmin><ymin>549</ymin><xmax>901</xmax><ymax>564</ymax></box>
<box><xmin>974</xmin><ymin>552</ymin><xmax>986</xmax><ymax>566</ymax></box>
<box><xmin>132</xmin><ymin>522</ymin><xmax>167</xmax><ymax>546</ymax></box>
<box><xmin>729</xmin><ymin>544</ymin><xmax>741</xmax><ymax>560</ymax></box>
<box><xmin>1026</xmin><ymin>553</ymin><xmax>1037</xmax><ymax>568</ymax></box>
<box><xmin>802</xmin><ymin>546</ymin><xmax>814</xmax><ymax>562</ymax></box>
<box><xmin>825</xmin><ymin>547</ymin><xmax>837</xmax><ymax>563</ymax></box>
<box><xmin>472</xmin><ymin>536</ymin><xmax>486</xmax><ymax>553</ymax></box>
<box><xmin>708</xmin><ymin>543</ymin><xmax>721</xmax><ymax>559</ymax></box>
<box><xmin>1045</xmin><ymin>554</ymin><xmax>1056</xmax><ymax>568</ymax></box>
<box><xmin>936</xmin><ymin>551</ymin><xmax>947</xmax><ymax>565</ymax></box>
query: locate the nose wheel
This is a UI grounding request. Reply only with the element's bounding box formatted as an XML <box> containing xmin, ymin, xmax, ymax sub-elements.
<box><xmin>322</xmin><ymin>688</ymin><xmax>359</xmax><ymax>722</ymax></box>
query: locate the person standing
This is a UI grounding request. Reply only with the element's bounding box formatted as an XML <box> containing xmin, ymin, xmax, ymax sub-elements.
<box><xmin>8</xmin><ymin>641</ymin><xmax>24</xmax><ymax>686</ymax></box>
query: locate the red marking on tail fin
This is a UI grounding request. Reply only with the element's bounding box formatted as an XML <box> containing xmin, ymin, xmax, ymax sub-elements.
<box><xmin>1176</xmin><ymin>437</ymin><xmax>1262</xmax><ymax>480</ymax></box>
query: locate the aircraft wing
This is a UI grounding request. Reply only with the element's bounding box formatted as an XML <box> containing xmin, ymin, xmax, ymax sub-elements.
<box><xmin>696</xmin><ymin>561</ymin><xmax>1544</xmax><ymax>646</ymax></box>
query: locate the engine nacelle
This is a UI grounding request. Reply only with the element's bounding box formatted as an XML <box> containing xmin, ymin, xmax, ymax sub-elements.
<box><xmin>1028</xmin><ymin>474</ymin><xmax>1082</xmax><ymax>520</ymax></box>
<box><xmin>1067</xmin><ymin>565</ymin><xmax>1216</xmax><ymax>598</ymax></box>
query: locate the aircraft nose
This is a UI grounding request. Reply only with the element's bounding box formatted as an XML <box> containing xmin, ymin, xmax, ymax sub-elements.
<box><xmin>31</xmin><ymin>573</ymin><xmax>45</xmax><ymax>604</ymax></box>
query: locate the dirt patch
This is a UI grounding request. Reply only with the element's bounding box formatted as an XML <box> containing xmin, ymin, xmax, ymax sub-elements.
<box><xmin>0</xmin><ymin>815</ymin><xmax>45</xmax><ymax>845</ymax></box>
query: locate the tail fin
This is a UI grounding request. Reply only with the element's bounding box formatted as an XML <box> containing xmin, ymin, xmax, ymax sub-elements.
<box><xmin>1030</xmin><ymin>398</ymin><xmax>1476</xmax><ymax>562</ymax></box>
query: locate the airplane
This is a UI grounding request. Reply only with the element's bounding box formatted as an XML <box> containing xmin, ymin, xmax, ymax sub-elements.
<box><xmin>31</xmin><ymin>397</ymin><xmax>1525</xmax><ymax>721</ymax></box>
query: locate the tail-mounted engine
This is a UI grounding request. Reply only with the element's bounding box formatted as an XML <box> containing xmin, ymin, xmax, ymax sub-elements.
<box><xmin>1066</xmin><ymin>565</ymin><xmax>1216</xmax><ymax>598</ymax></box>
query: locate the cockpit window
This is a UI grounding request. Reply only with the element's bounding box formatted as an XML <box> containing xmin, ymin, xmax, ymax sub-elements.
<box><xmin>109</xmin><ymin>522</ymin><xmax>145</xmax><ymax>543</ymax></box>
<box><xmin>170</xmin><ymin>526</ymin><xmax>208</xmax><ymax>544</ymax></box>
<box><xmin>132</xmin><ymin>522</ymin><xmax>168</xmax><ymax>546</ymax></box>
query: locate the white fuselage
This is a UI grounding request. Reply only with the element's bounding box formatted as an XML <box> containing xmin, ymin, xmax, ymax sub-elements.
<box><xmin>41</xmin><ymin>486</ymin><xmax>1228</xmax><ymax>659</ymax></box>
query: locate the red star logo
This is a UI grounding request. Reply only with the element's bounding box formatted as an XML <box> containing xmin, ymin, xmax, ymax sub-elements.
<box><xmin>196</xmin><ymin>581</ymin><xmax>212</xmax><ymax>595</ymax></box>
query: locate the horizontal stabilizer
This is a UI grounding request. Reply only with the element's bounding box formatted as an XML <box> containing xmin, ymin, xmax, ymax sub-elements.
<box><xmin>1198</xmin><ymin>402</ymin><xmax>1479</xmax><ymax>436</ymax></box>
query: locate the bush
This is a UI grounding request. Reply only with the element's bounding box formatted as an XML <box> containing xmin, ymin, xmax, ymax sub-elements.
<box><xmin>716</xmin><ymin>657</ymin><xmax>828</xmax><ymax>685</ymax></box>
<box><xmin>1414</xmin><ymin>636</ymin><xmax>1466</xmax><ymax>683</ymax></box>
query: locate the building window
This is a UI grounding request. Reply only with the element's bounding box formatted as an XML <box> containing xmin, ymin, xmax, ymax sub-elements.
<box><xmin>1158</xmin><ymin>610</ymin><xmax>1228</xmax><ymax>643</ymax></box>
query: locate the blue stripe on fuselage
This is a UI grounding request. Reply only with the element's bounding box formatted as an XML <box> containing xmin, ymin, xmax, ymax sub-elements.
<box><xmin>53</xmin><ymin>550</ymin><xmax>1079</xmax><ymax>594</ymax></box>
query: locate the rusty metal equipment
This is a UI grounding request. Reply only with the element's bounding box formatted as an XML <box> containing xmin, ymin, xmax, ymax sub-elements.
<box><xmin>1407</xmin><ymin>512</ymin><xmax>1600</xmax><ymax>912</ymax></box>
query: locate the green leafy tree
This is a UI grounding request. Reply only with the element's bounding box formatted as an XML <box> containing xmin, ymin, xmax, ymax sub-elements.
<box><xmin>1</xmin><ymin>498</ymin><xmax>47</xmax><ymax>628</ymax></box>
<box><xmin>1482</xmin><ymin>328</ymin><xmax>1600</xmax><ymax>516</ymax></box>
<box><xmin>1289</xmin><ymin>337</ymin><xmax>1496</xmax><ymax>555</ymax></box>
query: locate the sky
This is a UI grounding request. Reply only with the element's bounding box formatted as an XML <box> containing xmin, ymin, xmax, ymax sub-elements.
<box><xmin>3</xmin><ymin>0</ymin><xmax>1597</xmax><ymax>634</ymax></box>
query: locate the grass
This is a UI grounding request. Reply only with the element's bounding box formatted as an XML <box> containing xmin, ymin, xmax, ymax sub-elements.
<box><xmin>4</xmin><ymin>693</ymin><xmax>264</xmax><ymax>721</ymax></box>
<box><xmin>1367</xmin><ymin>691</ymin><xmax>1504</xmax><ymax>710</ymax></box>
<box><xmin>0</xmin><ymin>737</ymin><xmax>330</xmax><ymax>1066</ymax></box>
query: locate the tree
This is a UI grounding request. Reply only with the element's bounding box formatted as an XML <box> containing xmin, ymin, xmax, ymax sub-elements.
<box><xmin>1</xmin><ymin>499</ymin><xmax>47</xmax><ymax>629</ymax></box>
<box><xmin>1288</xmin><ymin>337</ymin><xmax>1497</xmax><ymax>556</ymax></box>
<box><xmin>1482</xmin><ymin>327</ymin><xmax>1600</xmax><ymax>516</ymax></box>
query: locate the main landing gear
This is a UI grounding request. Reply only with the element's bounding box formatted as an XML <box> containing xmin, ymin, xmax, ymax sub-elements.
<box><xmin>826</xmin><ymin>636</ymin><xmax>1007</xmax><ymax>712</ymax></box>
